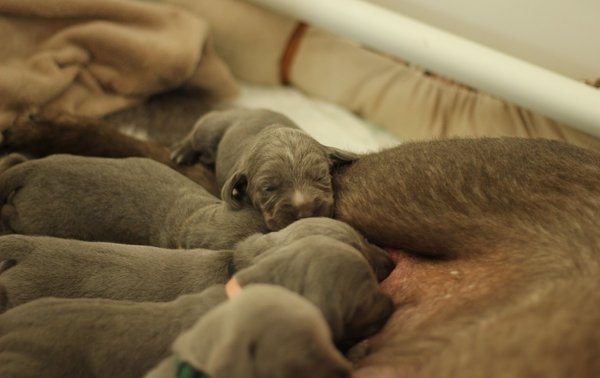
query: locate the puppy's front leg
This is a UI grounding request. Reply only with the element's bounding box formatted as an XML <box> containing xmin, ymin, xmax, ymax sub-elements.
<box><xmin>171</xmin><ymin>110</ymin><xmax>233</xmax><ymax>166</ymax></box>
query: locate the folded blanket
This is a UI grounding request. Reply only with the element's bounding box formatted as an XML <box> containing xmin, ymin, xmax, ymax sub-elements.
<box><xmin>0</xmin><ymin>0</ymin><xmax>238</xmax><ymax>127</ymax></box>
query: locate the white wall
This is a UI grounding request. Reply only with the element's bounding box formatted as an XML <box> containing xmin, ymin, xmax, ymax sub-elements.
<box><xmin>369</xmin><ymin>0</ymin><xmax>599</xmax><ymax>81</ymax></box>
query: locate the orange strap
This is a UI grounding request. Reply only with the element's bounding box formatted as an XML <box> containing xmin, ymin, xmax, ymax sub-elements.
<box><xmin>225</xmin><ymin>277</ymin><xmax>242</xmax><ymax>298</ymax></box>
<box><xmin>280</xmin><ymin>22</ymin><xmax>308</xmax><ymax>85</ymax></box>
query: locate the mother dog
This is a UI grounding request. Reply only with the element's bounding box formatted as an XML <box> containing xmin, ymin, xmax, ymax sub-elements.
<box><xmin>336</xmin><ymin>138</ymin><xmax>600</xmax><ymax>377</ymax></box>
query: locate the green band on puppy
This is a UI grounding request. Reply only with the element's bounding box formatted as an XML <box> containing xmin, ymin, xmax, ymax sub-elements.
<box><xmin>176</xmin><ymin>357</ymin><xmax>210</xmax><ymax>378</ymax></box>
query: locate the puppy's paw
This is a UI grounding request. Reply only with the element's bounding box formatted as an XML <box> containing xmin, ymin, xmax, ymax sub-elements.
<box><xmin>170</xmin><ymin>140</ymin><xmax>199</xmax><ymax>165</ymax></box>
<box><xmin>170</xmin><ymin>140</ymin><xmax>215</xmax><ymax>166</ymax></box>
<box><xmin>0</xmin><ymin>153</ymin><xmax>27</xmax><ymax>175</ymax></box>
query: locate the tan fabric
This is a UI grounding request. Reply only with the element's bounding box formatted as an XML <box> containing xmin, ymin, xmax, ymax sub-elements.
<box><xmin>162</xmin><ymin>0</ymin><xmax>599</xmax><ymax>150</ymax></box>
<box><xmin>0</xmin><ymin>0</ymin><xmax>238</xmax><ymax>127</ymax></box>
<box><xmin>3</xmin><ymin>0</ymin><xmax>597</xmax><ymax>150</ymax></box>
<box><xmin>162</xmin><ymin>0</ymin><xmax>297</xmax><ymax>85</ymax></box>
<box><xmin>289</xmin><ymin>27</ymin><xmax>600</xmax><ymax>151</ymax></box>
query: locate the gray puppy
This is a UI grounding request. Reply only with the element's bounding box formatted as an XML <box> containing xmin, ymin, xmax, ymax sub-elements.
<box><xmin>0</xmin><ymin>285</ymin><xmax>352</xmax><ymax>378</ymax></box>
<box><xmin>0</xmin><ymin>235</ymin><xmax>393</xmax><ymax>348</ymax></box>
<box><xmin>0</xmin><ymin>218</ymin><xmax>393</xmax><ymax>310</ymax></box>
<box><xmin>145</xmin><ymin>285</ymin><xmax>352</xmax><ymax>378</ymax></box>
<box><xmin>171</xmin><ymin>108</ymin><xmax>359</xmax><ymax>230</ymax></box>
<box><xmin>235</xmin><ymin>216</ymin><xmax>394</xmax><ymax>281</ymax></box>
<box><xmin>232</xmin><ymin>236</ymin><xmax>393</xmax><ymax>348</ymax></box>
<box><xmin>0</xmin><ymin>153</ymin><xmax>268</xmax><ymax>249</ymax></box>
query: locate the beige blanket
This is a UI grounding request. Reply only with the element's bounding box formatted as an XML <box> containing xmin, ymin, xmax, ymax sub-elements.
<box><xmin>0</xmin><ymin>0</ymin><xmax>238</xmax><ymax>127</ymax></box>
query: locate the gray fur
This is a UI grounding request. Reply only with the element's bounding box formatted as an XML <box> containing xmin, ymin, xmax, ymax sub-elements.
<box><xmin>0</xmin><ymin>235</ymin><xmax>233</xmax><ymax>309</ymax></box>
<box><xmin>0</xmin><ymin>285</ymin><xmax>227</xmax><ymax>378</ymax></box>
<box><xmin>171</xmin><ymin>108</ymin><xmax>359</xmax><ymax>230</ymax></box>
<box><xmin>0</xmin><ymin>234</ymin><xmax>393</xmax><ymax>347</ymax></box>
<box><xmin>0</xmin><ymin>217</ymin><xmax>393</xmax><ymax>309</ymax></box>
<box><xmin>0</xmin><ymin>154</ymin><xmax>268</xmax><ymax>249</ymax></box>
<box><xmin>233</xmin><ymin>236</ymin><xmax>393</xmax><ymax>348</ymax></box>
<box><xmin>145</xmin><ymin>285</ymin><xmax>351</xmax><ymax>378</ymax></box>
<box><xmin>233</xmin><ymin>217</ymin><xmax>394</xmax><ymax>281</ymax></box>
<box><xmin>0</xmin><ymin>285</ymin><xmax>351</xmax><ymax>378</ymax></box>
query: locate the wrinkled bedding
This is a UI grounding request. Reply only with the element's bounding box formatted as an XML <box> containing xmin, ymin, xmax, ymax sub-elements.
<box><xmin>232</xmin><ymin>83</ymin><xmax>400</xmax><ymax>152</ymax></box>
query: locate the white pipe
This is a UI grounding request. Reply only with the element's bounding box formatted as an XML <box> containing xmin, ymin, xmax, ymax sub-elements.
<box><xmin>248</xmin><ymin>0</ymin><xmax>600</xmax><ymax>138</ymax></box>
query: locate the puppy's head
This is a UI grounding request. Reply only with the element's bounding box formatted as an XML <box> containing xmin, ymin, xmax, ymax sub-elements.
<box><xmin>234</xmin><ymin>217</ymin><xmax>395</xmax><ymax>281</ymax></box>
<box><xmin>222</xmin><ymin>127</ymin><xmax>358</xmax><ymax>230</ymax></box>
<box><xmin>234</xmin><ymin>236</ymin><xmax>395</xmax><ymax>348</ymax></box>
<box><xmin>170</xmin><ymin>285</ymin><xmax>352</xmax><ymax>378</ymax></box>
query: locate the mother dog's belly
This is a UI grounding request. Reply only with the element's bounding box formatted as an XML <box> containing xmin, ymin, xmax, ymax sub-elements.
<box><xmin>353</xmin><ymin>249</ymin><xmax>516</xmax><ymax>377</ymax></box>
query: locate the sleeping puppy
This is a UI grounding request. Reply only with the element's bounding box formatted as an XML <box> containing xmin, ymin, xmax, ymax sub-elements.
<box><xmin>0</xmin><ymin>153</ymin><xmax>268</xmax><ymax>249</ymax></box>
<box><xmin>0</xmin><ymin>285</ymin><xmax>352</xmax><ymax>378</ymax></box>
<box><xmin>0</xmin><ymin>285</ymin><xmax>229</xmax><ymax>378</ymax></box>
<box><xmin>231</xmin><ymin>236</ymin><xmax>393</xmax><ymax>349</ymax></box>
<box><xmin>0</xmin><ymin>219</ymin><xmax>393</xmax><ymax>310</ymax></box>
<box><xmin>171</xmin><ymin>108</ymin><xmax>359</xmax><ymax>230</ymax></box>
<box><xmin>234</xmin><ymin>217</ymin><xmax>394</xmax><ymax>281</ymax></box>
<box><xmin>145</xmin><ymin>285</ymin><xmax>352</xmax><ymax>378</ymax></box>
<box><xmin>0</xmin><ymin>235</ymin><xmax>393</xmax><ymax>348</ymax></box>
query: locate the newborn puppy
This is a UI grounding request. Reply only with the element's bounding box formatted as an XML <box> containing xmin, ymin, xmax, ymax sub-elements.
<box><xmin>0</xmin><ymin>285</ymin><xmax>351</xmax><ymax>378</ymax></box>
<box><xmin>0</xmin><ymin>285</ymin><xmax>227</xmax><ymax>378</ymax></box>
<box><xmin>235</xmin><ymin>217</ymin><xmax>394</xmax><ymax>281</ymax></box>
<box><xmin>233</xmin><ymin>236</ymin><xmax>393</xmax><ymax>348</ymax></box>
<box><xmin>145</xmin><ymin>285</ymin><xmax>351</xmax><ymax>378</ymax></box>
<box><xmin>0</xmin><ymin>218</ymin><xmax>393</xmax><ymax>310</ymax></box>
<box><xmin>0</xmin><ymin>154</ymin><xmax>267</xmax><ymax>249</ymax></box>
<box><xmin>0</xmin><ymin>235</ymin><xmax>393</xmax><ymax>346</ymax></box>
<box><xmin>172</xmin><ymin>108</ymin><xmax>359</xmax><ymax>230</ymax></box>
<box><xmin>0</xmin><ymin>235</ymin><xmax>393</xmax><ymax>348</ymax></box>
<box><xmin>0</xmin><ymin>235</ymin><xmax>234</xmax><ymax>311</ymax></box>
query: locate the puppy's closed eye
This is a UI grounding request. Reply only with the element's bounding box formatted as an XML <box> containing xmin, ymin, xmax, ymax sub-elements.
<box><xmin>261</xmin><ymin>184</ymin><xmax>279</xmax><ymax>193</ymax></box>
<box><xmin>308</xmin><ymin>166</ymin><xmax>330</xmax><ymax>180</ymax></box>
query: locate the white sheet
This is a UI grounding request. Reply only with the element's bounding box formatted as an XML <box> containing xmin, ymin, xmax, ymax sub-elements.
<box><xmin>232</xmin><ymin>83</ymin><xmax>400</xmax><ymax>153</ymax></box>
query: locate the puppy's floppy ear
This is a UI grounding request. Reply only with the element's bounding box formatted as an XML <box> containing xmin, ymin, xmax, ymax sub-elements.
<box><xmin>194</xmin><ymin>336</ymin><xmax>252</xmax><ymax>378</ymax></box>
<box><xmin>221</xmin><ymin>171</ymin><xmax>248</xmax><ymax>209</ymax></box>
<box><xmin>326</xmin><ymin>146</ymin><xmax>361</xmax><ymax>169</ymax></box>
<box><xmin>339</xmin><ymin>287</ymin><xmax>394</xmax><ymax>350</ymax></box>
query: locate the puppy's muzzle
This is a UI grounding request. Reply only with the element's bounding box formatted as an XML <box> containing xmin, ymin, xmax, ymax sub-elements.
<box><xmin>291</xmin><ymin>190</ymin><xmax>333</xmax><ymax>218</ymax></box>
<box><xmin>266</xmin><ymin>192</ymin><xmax>334</xmax><ymax>230</ymax></box>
